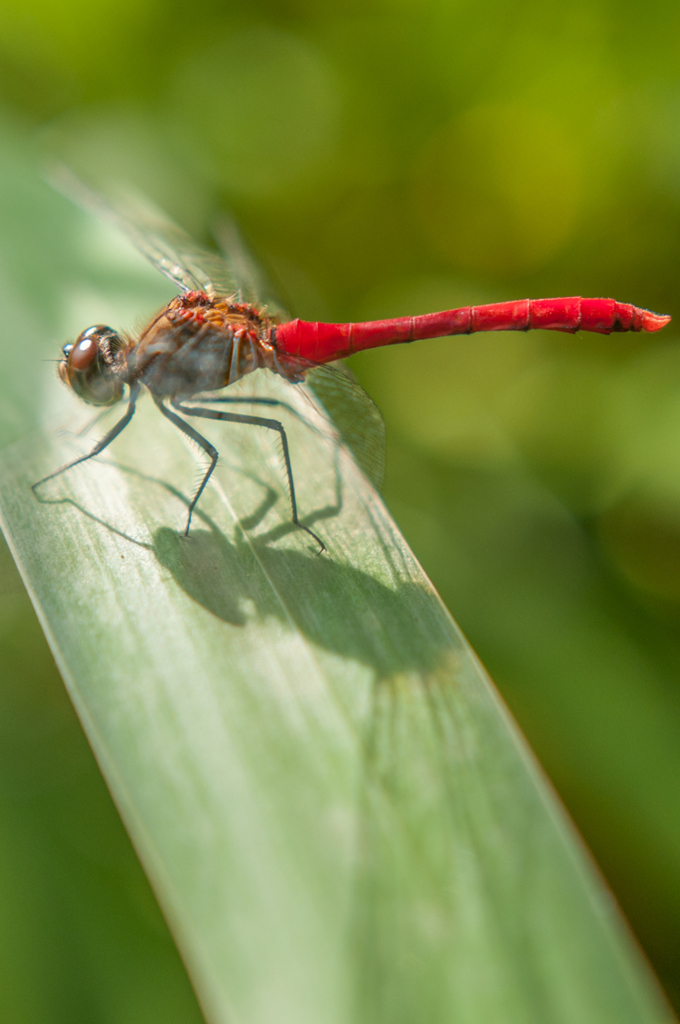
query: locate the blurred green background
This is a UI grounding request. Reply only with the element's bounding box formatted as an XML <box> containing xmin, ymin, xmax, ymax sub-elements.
<box><xmin>1</xmin><ymin>0</ymin><xmax>680</xmax><ymax>1019</ymax></box>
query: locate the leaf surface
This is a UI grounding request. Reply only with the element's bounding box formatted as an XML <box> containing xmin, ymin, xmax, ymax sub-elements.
<box><xmin>0</xmin><ymin>123</ymin><xmax>675</xmax><ymax>1024</ymax></box>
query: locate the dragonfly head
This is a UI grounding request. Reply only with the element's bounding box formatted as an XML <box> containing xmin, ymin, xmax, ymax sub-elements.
<box><xmin>60</xmin><ymin>325</ymin><xmax>126</xmax><ymax>406</ymax></box>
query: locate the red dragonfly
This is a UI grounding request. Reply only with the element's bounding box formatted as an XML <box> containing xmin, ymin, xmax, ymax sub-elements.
<box><xmin>35</xmin><ymin>183</ymin><xmax>671</xmax><ymax>552</ymax></box>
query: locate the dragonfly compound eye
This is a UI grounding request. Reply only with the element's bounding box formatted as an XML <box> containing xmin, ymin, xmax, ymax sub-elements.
<box><xmin>70</xmin><ymin>335</ymin><xmax>98</xmax><ymax>371</ymax></box>
<box><xmin>60</xmin><ymin>325</ymin><xmax>126</xmax><ymax>406</ymax></box>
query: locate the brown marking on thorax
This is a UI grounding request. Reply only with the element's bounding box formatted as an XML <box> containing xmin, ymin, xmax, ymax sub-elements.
<box><xmin>122</xmin><ymin>292</ymin><xmax>282</xmax><ymax>397</ymax></box>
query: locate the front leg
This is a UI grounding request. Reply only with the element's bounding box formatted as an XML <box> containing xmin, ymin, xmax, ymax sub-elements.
<box><xmin>33</xmin><ymin>384</ymin><xmax>141</xmax><ymax>493</ymax></box>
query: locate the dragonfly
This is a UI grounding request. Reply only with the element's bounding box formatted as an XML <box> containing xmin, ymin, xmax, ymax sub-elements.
<box><xmin>35</xmin><ymin>182</ymin><xmax>672</xmax><ymax>553</ymax></box>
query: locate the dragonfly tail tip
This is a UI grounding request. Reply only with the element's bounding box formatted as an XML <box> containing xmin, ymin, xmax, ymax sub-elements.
<box><xmin>642</xmin><ymin>310</ymin><xmax>672</xmax><ymax>332</ymax></box>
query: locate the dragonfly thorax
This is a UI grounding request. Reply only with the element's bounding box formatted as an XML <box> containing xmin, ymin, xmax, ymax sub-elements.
<box><xmin>128</xmin><ymin>292</ymin><xmax>280</xmax><ymax>400</ymax></box>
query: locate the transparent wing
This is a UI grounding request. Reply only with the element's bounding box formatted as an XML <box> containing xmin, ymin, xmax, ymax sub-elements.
<box><xmin>50</xmin><ymin>166</ymin><xmax>248</xmax><ymax>300</ymax></box>
<box><xmin>297</xmin><ymin>360</ymin><xmax>386</xmax><ymax>490</ymax></box>
<box><xmin>50</xmin><ymin>167</ymin><xmax>385</xmax><ymax>485</ymax></box>
<box><xmin>214</xmin><ymin>218</ymin><xmax>289</xmax><ymax>319</ymax></box>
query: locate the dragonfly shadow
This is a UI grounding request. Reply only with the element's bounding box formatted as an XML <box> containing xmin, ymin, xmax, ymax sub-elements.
<box><xmin>36</xmin><ymin>459</ymin><xmax>447</xmax><ymax>678</ymax></box>
<box><xmin>31</xmin><ymin>492</ymin><xmax>152</xmax><ymax>550</ymax></box>
<box><xmin>154</xmin><ymin>519</ymin><xmax>448</xmax><ymax>679</ymax></box>
<box><xmin>216</xmin><ymin>438</ymin><xmax>345</xmax><ymax>544</ymax></box>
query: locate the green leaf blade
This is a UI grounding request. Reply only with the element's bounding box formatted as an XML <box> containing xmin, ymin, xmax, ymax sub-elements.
<box><xmin>0</xmin><ymin>137</ymin><xmax>675</xmax><ymax>1024</ymax></box>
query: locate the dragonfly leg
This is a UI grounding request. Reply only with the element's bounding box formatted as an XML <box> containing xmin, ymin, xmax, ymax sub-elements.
<box><xmin>189</xmin><ymin>394</ymin><xmax>313</xmax><ymax>431</ymax></box>
<box><xmin>32</xmin><ymin>384</ymin><xmax>140</xmax><ymax>493</ymax></box>
<box><xmin>74</xmin><ymin>404</ymin><xmax>121</xmax><ymax>438</ymax></box>
<box><xmin>153</xmin><ymin>397</ymin><xmax>218</xmax><ymax>536</ymax></box>
<box><xmin>191</xmin><ymin>395</ymin><xmax>285</xmax><ymax>407</ymax></box>
<box><xmin>172</xmin><ymin>398</ymin><xmax>326</xmax><ymax>553</ymax></box>
<box><xmin>190</xmin><ymin>394</ymin><xmax>308</xmax><ymax>421</ymax></box>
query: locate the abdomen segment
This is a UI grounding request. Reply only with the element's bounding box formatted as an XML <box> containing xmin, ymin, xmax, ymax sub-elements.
<box><xmin>275</xmin><ymin>297</ymin><xmax>671</xmax><ymax>364</ymax></box>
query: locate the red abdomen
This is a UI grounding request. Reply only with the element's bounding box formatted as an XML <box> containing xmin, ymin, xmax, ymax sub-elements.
<box><xmin>275</xmin><ymin>297</ymin><xmax>671</xmax><ymax>364</ymax></box>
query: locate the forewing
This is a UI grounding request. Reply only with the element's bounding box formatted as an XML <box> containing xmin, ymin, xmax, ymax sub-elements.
<box><xmin>50</xmin><ymin>167</ymin><xmax>245</xmax><ymax>299</ymax></box>
<box><xmin>214</xmin><ymin>218</ymin><xmax>289</xmax><ymax>320</ymax></box>
<box><xmin>299</xmin><ymin>361</ymin><xmax>386</xmax><ymax>490</ymax></box>
<box><xmin>50</xmin><ymin>168</ymin><xmax>385</xmax><ymax>483</ymax></box>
